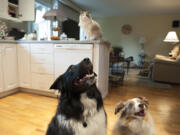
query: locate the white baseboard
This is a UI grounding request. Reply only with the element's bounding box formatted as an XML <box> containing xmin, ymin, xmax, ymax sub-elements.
<box><xmin>0</xmin><ymin>88</ymin><xmax>20</xmax><ymax>98</ymax></box>
<box><xmin>20</xmin><ymin>88</ymin><xmax>59</xmax><ymax>98</ymax></box>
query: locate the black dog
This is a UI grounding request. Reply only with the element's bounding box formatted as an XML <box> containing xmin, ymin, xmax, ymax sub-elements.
<box><xmin>46</xmin><ymin>58</ymin><xmax>107</xmax><ymax>135</ymax></box>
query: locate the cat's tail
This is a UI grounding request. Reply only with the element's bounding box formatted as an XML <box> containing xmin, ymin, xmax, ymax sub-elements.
<box><xmin>100</xmin><ymin>39</ymin><xmax>112</xmax><ymax>52</ymax></box>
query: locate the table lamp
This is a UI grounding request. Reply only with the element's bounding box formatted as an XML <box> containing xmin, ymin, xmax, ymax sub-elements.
<box><xmin>164</xmin><ymin>31</ymin><xmax>179</xmax><ymax>57</ymax></box>
<box><xmin>163</xmin><ymin>31</ymin><xmax>179</xmax><ymax>43</ymax></box>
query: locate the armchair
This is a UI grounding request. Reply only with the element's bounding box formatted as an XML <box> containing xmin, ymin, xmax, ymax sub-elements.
<box><xmin>152</xmin><ymin>54</ymin><xmax>180</xmax><ymax>83</ymax></box>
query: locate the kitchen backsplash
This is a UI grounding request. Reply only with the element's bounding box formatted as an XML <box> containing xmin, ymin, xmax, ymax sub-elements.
<box><xmin>0</xmin><ymin>19</ymin><xmax>28</xmax><ymax>33</ymax></box>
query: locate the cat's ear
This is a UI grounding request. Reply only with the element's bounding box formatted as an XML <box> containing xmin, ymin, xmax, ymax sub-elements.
<box><xmin>86</xmin><ymin>11</ymin><xmax>91</xmax><ymax>18</ymax></box>
<box><xmin>80</xmin><ymin>11</ymin><xmax>84</xmax><ymax>14</ymax></box>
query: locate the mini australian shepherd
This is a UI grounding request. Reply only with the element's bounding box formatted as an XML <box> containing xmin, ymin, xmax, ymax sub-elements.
<box><xmin>46</xmin><ymin>58</ymin><xmax>107</xmax><ymax>135</ymax></box>
<box><xmin>113</xmin><ymin>97</ymin><xmax>155</xmax><ymax>135</ymax></box>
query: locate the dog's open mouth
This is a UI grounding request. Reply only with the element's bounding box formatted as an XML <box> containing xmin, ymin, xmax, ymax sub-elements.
<box><xmin>135</xmin><ymin>109</ymin><xmax>145</xmax><ymax>117</ymax></box>
<box><xmin>74</xmin><ymin>72</ymin><xmax>97</xmax><ymax>86</ymax></box>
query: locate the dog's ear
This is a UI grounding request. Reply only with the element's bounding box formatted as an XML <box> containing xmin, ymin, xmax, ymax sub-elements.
<box><xmin>138</xmin><ymin>97</ymin><xmax>149</xmax><ymax>105</ymax></box>
<box><xmin>50</xmin><ymin>65</ymin><xmax>73</xmax><ymax>91</ymax></box>
<box><xmin>50</xmin><ymin>75</ymin><xmax>64</xmax><ymax>91</ymax></box>
<box><xmin>138</xmin><ymin>97</ymin><xmax>149</xmax><ymax>108</ymax></box>
<box><xmin>115</xmin><ymin>101</ymin><xmax>125</xmax><ymax>115</ymax></box>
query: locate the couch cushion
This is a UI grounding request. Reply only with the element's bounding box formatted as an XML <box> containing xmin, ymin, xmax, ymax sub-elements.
<box><xmin>155</xmin><ymin>54</ymin><xmax>173</xmax><ymax>61</ymax></box>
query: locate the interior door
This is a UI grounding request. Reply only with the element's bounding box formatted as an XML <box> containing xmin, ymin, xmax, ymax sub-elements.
<box><xmin>3</xmin><ymin>44</ymin><xmax>18</xmax><ymax>90</ymax></box>
<box><xmin>0</xmin><ymin>46</ymin><xmax>4</xmax><ymax>91</ymax></box>
<box><xmin>19</xmin><ymin>0</ymin><xmax>35</xmax><ymax>21</ymax></box>
<box><xmin>54</xmin><ymin>44</ymin><xmax>93</xmax><ymax>78</ymax></box>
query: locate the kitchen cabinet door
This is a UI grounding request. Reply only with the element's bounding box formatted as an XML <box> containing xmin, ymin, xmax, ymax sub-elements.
<box><xmin>19</xmin><ymin>0</ymin><xmax>35</xmax><ymax>21</ymax></box>
<box><xmin>18</xmin><ymin>44</ymin><xmax>31</xmax><ymax>88</ymax></box>
<box><xmin>0</xmin><ymin>46</ymin><xmax>4</xmax><ymax>91</ymax></box>
<box><xmin>3</xmin><ymin>44</ymin><xmax>18</xmax><ymax>90</ymax></box>
<box><xmin>0</xmin><ymin>0</ymin><xmax>8</xmax><ymax>17</ymax></box>
<box><xmin>31</xmin><ymin>73</ymin><xmax>54</xmax><ymax>91</ymax></box>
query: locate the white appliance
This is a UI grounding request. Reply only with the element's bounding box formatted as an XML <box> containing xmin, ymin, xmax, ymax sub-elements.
<box><xmin>54</xmin><ymin>44</ymin><xmax>93</xmax><ymax>78</ymax></box>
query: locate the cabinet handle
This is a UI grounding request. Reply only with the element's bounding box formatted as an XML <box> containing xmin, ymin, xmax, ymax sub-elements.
<box><xmin>55</xmin><ymin>45</ymin><xmax>62</xmax><ymax>48</ymax></box>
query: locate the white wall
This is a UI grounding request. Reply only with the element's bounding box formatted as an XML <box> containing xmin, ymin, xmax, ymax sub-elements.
<box><xmin>95</xmin><ymin>14</ymin><xmax>180</xmax><ymax>64</ymax></box>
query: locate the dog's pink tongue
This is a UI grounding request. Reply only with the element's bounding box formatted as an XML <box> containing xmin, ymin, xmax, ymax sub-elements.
<box><xmin>139</xmin><ymin>110</ymin><xmax>145</xmax><ymax>116</ymax></box>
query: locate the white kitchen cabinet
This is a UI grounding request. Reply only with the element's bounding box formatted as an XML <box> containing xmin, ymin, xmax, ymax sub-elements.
<box><xmin>0</xmin><ymin>46</ymin><xmax>4</xmax><ymax>91</ymax></box>
<box><xmin>18</xmin><ymin>44</ymin><xmax>31</xmax><ymax>88</ymax></box>
<box><xmin>0</xmin><ymin>0</ymin><xmax>34</xmax><ymax>22</ymax></box>
<box><xmin>31</xmin><ymin>64</ymin><xmax>54</xmax><ymax>75</ymax></box>
<box><xmin>0</xmin><ymin>41</ymin><xmax>109</xmax><ymax>98</ymax></box>
<box><xmin>31</xmin><ymin>73</ymin><xmax>54</xmax><ymax>90</ymax></box>
<box><xmin>3</xmin><ymin>44</ymin><xmax>18</xmax><ymax>90</ymax></box>
<box><xmin>30</xmin><ymin>43</ymin><xmax>54</xmax><ymax>91</ymax></box>
<box><xmin>19</xmin><ymin>0</ymin><xmax>35</xmax><ymax>21</ymax></box>
<box><xmin>0</xmin><ymin>0</ymin><xmax>8</xmax><ymax>17</ymax></box>
<box><xmin>31</xmin><ymin>54</ymin><xmax>53</xmax><ymax>64</ymax></box>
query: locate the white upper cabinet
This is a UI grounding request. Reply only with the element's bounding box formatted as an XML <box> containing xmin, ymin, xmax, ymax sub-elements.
<box><xmin>18</xmin><ymin>44</ymin><xmax>31</xmax><ymax>88</ymax></box>
<box><xmin>19</xmin><ymin>0</ymin><xmax>35</xmax><ymax>21</ymax></box>
<box><xmin>3</xmin><ymin>44</ymin><xmax>18</xmax><ymax>90</ymax></box>
<box><xmin>0</xmin><ymin>0</ymin><xmax>8</xmax><ymax>17</ymax></box>
<box><xmin>0</xmin><ymin>0</ymin><xmax>35</xmax><ymax>22</ymax></box>
<box><xmin>0</xmin><ymin>46</ymin><xmax>4</xmax><ymax>92</ymax></box>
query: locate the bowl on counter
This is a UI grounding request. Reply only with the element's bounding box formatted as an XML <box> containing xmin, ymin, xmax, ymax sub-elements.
<box><xmin>51</xmin><ymin>36</ymin><xmax>60</xmax><ymax>40</ymax></box>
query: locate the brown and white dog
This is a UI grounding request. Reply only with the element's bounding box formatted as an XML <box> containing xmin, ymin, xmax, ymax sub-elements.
<box><xmin>113</xmin><ymin>97</ymin><xmax>155</xmax><ymax>135</ymax></box>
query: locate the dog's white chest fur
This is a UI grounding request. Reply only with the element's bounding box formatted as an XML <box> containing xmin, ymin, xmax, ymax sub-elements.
<box><xmin>57</xmin><ymin>93</ymin><xmax>106</xmax><ymax>135</ymax></box>
<box><xmin>127</xmin><ymin>117</ymin><xmax>155</xmax><ymax>135</ymax></box>
<box><xmin>114</xmin><ymin>112</ymin><xmax>155</xmax><ymax>135</ymax></box>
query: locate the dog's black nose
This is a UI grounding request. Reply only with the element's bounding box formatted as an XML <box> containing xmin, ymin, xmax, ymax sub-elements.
<box><xmin>83</xmin><ymin>58</ymin><xmax>90</xmax><ymax>63</ymax></box>
<box><xmin>138</xmin><ymin>104</ymin><xmax>144</xmax><ymax>108</ymax></box>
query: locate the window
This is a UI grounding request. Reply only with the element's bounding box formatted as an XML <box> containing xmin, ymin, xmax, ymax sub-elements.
<box><xmin>31</xmin><ymin>2</ymin><xmax>51</xmax><ymax>40</ymax></box>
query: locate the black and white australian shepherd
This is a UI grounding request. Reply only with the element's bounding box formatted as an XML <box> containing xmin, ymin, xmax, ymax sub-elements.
<box><xmin>113</xmin><ymin>97</ymin><xmax>155</xmax><ymax>135</ymax></box>
<box><xmin>46</xmin><ymin>58</ymin><xmax>107</xmax><ymax>135</ymax></box>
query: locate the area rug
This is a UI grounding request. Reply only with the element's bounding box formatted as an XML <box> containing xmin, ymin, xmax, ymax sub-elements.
<box><xmin>124</xmin><ymin>69</ymin><xmax>172</xmax><ymax>89</ymax></box>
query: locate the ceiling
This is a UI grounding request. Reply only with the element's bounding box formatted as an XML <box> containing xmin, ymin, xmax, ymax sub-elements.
<box><xmin>71</xmin><ymin>0</ymin><xmax>180</xmax><ymax>17</ymax></box>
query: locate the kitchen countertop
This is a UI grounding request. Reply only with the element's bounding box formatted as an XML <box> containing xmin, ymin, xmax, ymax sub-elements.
<box><xmin>0</xmin><ymin>40</ymin><xmax>100</xmax><ymax>44</ymax></box>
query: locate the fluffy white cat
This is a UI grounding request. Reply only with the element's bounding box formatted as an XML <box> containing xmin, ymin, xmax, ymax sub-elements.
<box><xmin>79</xmin><ymin>11</ymin><xmax>102</xmax><ymax>40</ymax></box>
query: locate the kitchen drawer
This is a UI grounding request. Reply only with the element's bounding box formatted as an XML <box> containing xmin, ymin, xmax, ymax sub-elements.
<box><xmin>18</xmin><ymin>43</ymin><xmax>29</xmax><ymax>48</ymax></box>
<box><xmin>31</xmin><ymin>64</ymin><xmax>54</xmax><ymax>74</ymax></box>
<box><xmin>31</xmin><ymin>54</ymin><xmax>53</xmax><ymax>64</ymax></box>
<box><xmin>31</xmin><ymin>73</ymin><xmax>54</xmax><ymax>90</ymax></box>
<box><xmin>31</xmin><ymin>44</ymin><xmax>53</xmax><ymax>54</ymax></box>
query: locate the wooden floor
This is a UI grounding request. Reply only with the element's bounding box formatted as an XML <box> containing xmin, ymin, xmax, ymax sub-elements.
<box><xmin>0</xmin><ymin>85</ymin><xmax>180</xmax><ymax>135</ymax></box>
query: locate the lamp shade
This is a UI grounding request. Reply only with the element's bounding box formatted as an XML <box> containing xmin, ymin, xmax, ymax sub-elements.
<box><xmin>43</xmin><ymin>9</ymin><xmax>67</xmax><ymax>22</ymax></box>
<box><xmin>164</xmin><ymin>31</ymin><xmax>179</xmax><ymax>42</ymax></box>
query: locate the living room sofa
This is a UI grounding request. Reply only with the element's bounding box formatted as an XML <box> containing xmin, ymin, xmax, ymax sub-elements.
<box><xmin>152</xmin><ymin>54</ymin><xmax>180</xmax><ymax>84</ymax></box>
